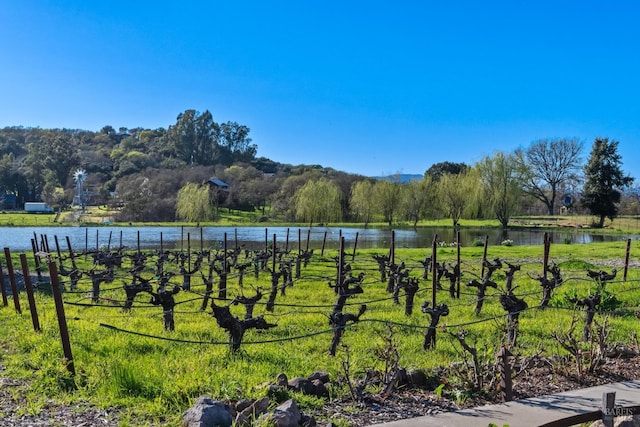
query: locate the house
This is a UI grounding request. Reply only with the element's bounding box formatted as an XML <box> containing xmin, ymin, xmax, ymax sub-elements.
<box><xmin>207</xmin><ymin>178</ymin><xmax>229</xmax><ymax>190</ymax></box>
<box><xmin>206</xmin><ymin>178</ymin><xmax>230</xmax><ymax>206</ymax></box>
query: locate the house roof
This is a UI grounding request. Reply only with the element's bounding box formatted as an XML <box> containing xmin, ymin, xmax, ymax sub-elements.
<box><xmin>207</xmin><ymin>178</ymin><xmax>229</xmax><ymax>188</ymax></box>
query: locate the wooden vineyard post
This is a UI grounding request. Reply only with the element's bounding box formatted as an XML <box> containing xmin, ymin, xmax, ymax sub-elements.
<box><xmin>305</xmin><ymin>229</ymin><xmax>311</xmax><ymax>253</ymax></box>
<box><xmin>480</xmin><ymin>235</ymin><xmax>489</xmax><ymax>279</ymax></box>
<box><xmin>0</xmin><ymin>257</ymin><xmax>8</xmax><ymax>306</ymax></box>
<box><xmin>43</xmin><ymin>234</ymin><xmax>51</xmax><ymax>253</ymax></box>
<box><xmin>543</xmin><ymin>232</ymin><xmax>550</xmax><ymax>280</ymax></box>
<box><xmin>4</xmin><ymin>248</ymin><xmax>21</xmax><ymax>314</ymax></box>
<box><xmin>337</xmin><ymin>236</ymin><xmax>344</xmax><ymax>292</ymax></box>
<box><xmin>220</xmin><ymin>233</ymin><xmax>228</xmax><ymax>300</ymax></box>
<box><xmin>456</xmin><ymin>230</ymin><xmax>461</xmax><ymax>299</ymax></box>
<box><xmin>272</xmin><ymin>233</ymin><xmax>277</xmax><ymax>273</ymax></box>
<box><xmin>295</xmin><ymin>229</ymin><xmax>301</xmax><ymax>279</ymax></box>
<box><xmin>624</xmin><ymin>238</ymin><xmax>631</xmax><ymax>281</ymax></box>
<box><xmin>390</xmin><ymin>230</ymin><xmax>395</xmax><ymax>266</ymax></box>
<box><xmin>321</xmin><ymin>231</ymin><xmax>327</xmax><ymax>256</ymax></box>
<box><xmin>33</xmin><ymin>232</ymin><xmax>40</xmax><ymax>252</ymax></box>
<box><xmin>65</xmin><ymin>236</ymin><xmax>75</xmax><ymax>263</ymax></box>
<box><xmin>265</xmin><ymin>227</ymin><xmax>268</xmax><ymax>253</ymax></box>
<box><xmin>235</xmin><ymin>228</ymin><xmax>239</xmax><ymax>253</ymax></box>
<box><xmin>48</xmin><ymin>261</ymin><xmax>75</xmax><ymax>376</ymax></box>
<box><xmin>431</xmin><ymin>234</ymin><xmax>437</xmax><ymax>308</ymax></box>
<box><xmin>285</xmin><ymin>228</ymin><xmax>290</xmax><ymax>253</ymax></box>
<box><xmin>19</xmin><ymin>254</ymin><xmax>40</xmax><ymax>332</ymax></box>
<box><xmin>497</xmin><ymin>346</ymin><xmax>513</xmax><ymax>401</ymax></box>
<box><xmin>352</xmin><ymin>232</ymin><xmax>359</xmax><ymax>261</ymax></box>
<box><xmin>30</xmin><ymin>238</ymin><xmax>42</xmax><ymax>280</ymax></box>
<box><xmin>54</xmin><ymin>235</ymin><xmax>63</xmax><ymax>263</ymax></box>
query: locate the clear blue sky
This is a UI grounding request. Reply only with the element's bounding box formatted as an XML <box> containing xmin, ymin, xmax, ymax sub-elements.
<box><xmin>1</xmin><ymin>1</ymin><xmax>639</xmax><ymax>180</ymax></box>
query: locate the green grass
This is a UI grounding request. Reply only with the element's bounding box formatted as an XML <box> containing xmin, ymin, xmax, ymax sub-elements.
<box><xmin>0</xmin><ymin>241</ymin><xmax>639</xmax><ymax>425</ymax></box>
<box><xmin>4</xmin><ymin>204</ymin><xmax>640</xmax><ymax>232</ymax></box>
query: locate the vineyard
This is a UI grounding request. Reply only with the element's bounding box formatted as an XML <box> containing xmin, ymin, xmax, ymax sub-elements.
<box><xmin>0</xmin><ymin>230</ymin><xmax>639</xmax><ymax>426</ymax></box>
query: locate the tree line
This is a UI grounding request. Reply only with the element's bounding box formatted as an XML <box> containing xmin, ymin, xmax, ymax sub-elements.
<box><xmin>0</xmin><ymin>110</ymin><xmax>635</xmax><ymax>227</ymax></box>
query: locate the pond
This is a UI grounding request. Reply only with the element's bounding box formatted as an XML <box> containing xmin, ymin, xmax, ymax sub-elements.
<box><xmin>1</xmin><ymin>225</ymin><xmax>636</xmax><ymax>253</ymax></box>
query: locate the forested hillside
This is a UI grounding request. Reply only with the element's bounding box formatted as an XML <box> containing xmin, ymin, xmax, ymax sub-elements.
<box><xmin>1</xmin><ymin>111</ymin><xmax>637</xmax><ymax>226</ymax></box>
<box><xmin>0</xmin><ymin>109</ymin><xmax>372</xmax><ymax>222</ymax></box>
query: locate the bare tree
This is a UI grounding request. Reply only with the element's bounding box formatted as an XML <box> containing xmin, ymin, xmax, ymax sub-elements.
<box><xmin>516</xmin><ymin>138</ymin><xmax>583</xmax><ymax>215</ymax></box>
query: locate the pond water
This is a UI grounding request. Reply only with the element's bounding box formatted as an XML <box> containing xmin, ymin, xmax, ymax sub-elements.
<box><xmin>1</xmin><ymin>225</ymin><xmax>636</xmax><ymax>253</ymax></box>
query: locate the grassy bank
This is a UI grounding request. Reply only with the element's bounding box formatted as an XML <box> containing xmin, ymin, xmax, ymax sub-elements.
<box><xmin>0</xmin><ymin>240</ymin><xmax>638</xmax><ymax>425</ymax></box>
<box><xmin>3</xmin><ymin>207</ymin><xmax>640</xmax><ymax>235</ymax></box>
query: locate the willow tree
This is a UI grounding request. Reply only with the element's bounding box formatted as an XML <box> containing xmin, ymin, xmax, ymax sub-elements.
<box><xmin>374</xmin><ymin>180</ymin><xmax>402</xmax><ymax>226</ymax></box>
<box><xmin>401</xmin><ymin>177</ymin><xmax>435</xmax><ymax>228</ymax></box>
<box><xmin>476</xmin><ymin>151</ymin><xmax>524</xmax><ymax>228</ymax></box>
<box><xmin>293</xmin><ymin>178</ymin><xmax>342</xmax><ymax>226</ymax></box>
<box><xmin>437</xmin><ymin>170</ymin><xmax>480</xmax><ymax>228</ymax></box>
<box><xmin>350</xmin><ymin>179</ymin><xmax>376</xmax><ymax>227</ymax></box>
<box><xmin>176</xmin><ymin>182</ymin><xmax>214</xmax><ymax>222</ymax></box>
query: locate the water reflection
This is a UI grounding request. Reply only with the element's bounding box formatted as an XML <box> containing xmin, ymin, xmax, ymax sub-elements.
<box><xmin>3</xmin><ymin>225</ymin><xmax>636</xmax><ymax>252</ymax></box>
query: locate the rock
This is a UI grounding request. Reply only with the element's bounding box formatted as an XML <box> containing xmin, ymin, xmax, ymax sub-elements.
<box><xmin>276</xmin><ymin>373</ymin><xmax>288</xmax><ymax>386</ymax></box>
<box><xmin>235</xmin><ymin>398</ymin><xmax>270</xmax><ymax>427</ymax></box>
<box><xmin>288</xmin><ymin>377</ymin><xmax>316</xmax><ymax>395</ymax></box>
<box><xmin>300</xmin><ymin>414</ymin><xmax>318</xmax><ymax>427</ymax></box>
<box><xmin>182</xmin><ymin>395</ymin><xmax>233</xmax><ymax>427</ymax></box>
<box><xmin>270</xmin><ymin>399</ymin><xmax>301</xmax><ymax>427</ymax></box>
<box><xmin>234</xmin><ymin>399</ymin><xmax>253</xmax><ymax>413</ymax></box>
<box><xmin>308</xmin><ymin>371</ymin><xmax>330</xmax><ymax>383</ymax></box>
<box><xmin>311</xmin><ymin>379</ymin><xmax>329</xmax><ymax>397</ymax></box>
<box><xmin>407</xmin><ymin>369</ymin><xmax>429</xmax><ymax>387</ymax></box>
<box><xmin>286</xmin><ymin>376</ymin><xmax>329</xmax><ymax>397</ymax></box>
<box><xmin>239</xmin><ymin>397</ymin><xmax>270</xmax><ymax>419</ymax></box>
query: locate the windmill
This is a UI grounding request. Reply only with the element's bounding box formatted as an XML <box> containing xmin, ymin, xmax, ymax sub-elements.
<box><xmin>72</xmin><ymin>169</ymin><xmax>88</xmax><ymax>207</ymax></box>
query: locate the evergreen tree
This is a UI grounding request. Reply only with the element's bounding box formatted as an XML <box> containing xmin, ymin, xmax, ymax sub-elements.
<box><xmin>581</xmin><ymin>138</ymin><xmax>633</xmax><ymax>228</ymax></box>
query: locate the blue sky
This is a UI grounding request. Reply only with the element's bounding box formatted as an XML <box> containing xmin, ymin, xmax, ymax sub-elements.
<box><xmin>1</xmin><ymin>1</ymin><xmax>639</xmax><ymax>179</ymax></box>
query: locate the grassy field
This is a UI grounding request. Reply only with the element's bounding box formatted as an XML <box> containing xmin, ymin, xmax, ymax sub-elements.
<box><xmin>0</xmin><ymin>238</ymin><xmax>639</xmax><ymax>425</ymax></box>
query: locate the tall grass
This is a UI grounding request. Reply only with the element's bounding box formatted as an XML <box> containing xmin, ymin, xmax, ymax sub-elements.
<box><xmin>0</xmin><ymin>240</ymin><xmax>639</xmax><ymax>424</ymax></box>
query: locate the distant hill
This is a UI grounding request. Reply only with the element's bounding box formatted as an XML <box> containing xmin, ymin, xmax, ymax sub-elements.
<box><xmin>373</xmin><ymin>174</ymin><xmax>423</xmax><ymax>183</ymax></box>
